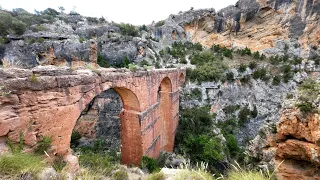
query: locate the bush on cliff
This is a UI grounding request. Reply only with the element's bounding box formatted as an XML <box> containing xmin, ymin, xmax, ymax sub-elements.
<box><xmin>119</xmin><ymin>23</ymin><xmax>139</xmax><ymax>37</ymax></box>
<box><xmin>296</xmin><ymin>78</ymin><xmax>320</xmax><ymax>113</ymax></box>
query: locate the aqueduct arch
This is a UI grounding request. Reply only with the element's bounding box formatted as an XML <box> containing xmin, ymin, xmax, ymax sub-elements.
<box><xmin>0</xmin><ymin>67</ymin><xmax>186</xmax><ymax>166</ymax></box>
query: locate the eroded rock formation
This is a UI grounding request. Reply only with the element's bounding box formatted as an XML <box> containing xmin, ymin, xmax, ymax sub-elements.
<box><xmin>152</xmin><ymin>0</ymin><xmax>320</xmax><ymax>59</ymax></box>
<box><xmin>248</xmin><ymin>96</ymin><xmax>320</xmax><ymax>179</ymax></box>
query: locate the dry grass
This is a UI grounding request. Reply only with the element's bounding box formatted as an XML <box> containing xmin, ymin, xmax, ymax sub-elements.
<box><xmin>1</xmin><ymin>58</ymin><xmax>23</xmax><ymax>68</ymax></box>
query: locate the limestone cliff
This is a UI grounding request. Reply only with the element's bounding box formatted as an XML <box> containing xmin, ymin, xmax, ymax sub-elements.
<box><xmin>247</xmin><ymin>78</ymin><xmax>320</xmax><ymax>179</ymax></box>
<box><xmin>152</xmin><ymin>0</ymin><xmax>320</xmax><ymax>59</ymax></box>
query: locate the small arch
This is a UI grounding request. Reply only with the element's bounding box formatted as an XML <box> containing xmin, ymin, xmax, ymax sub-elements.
<box><xmin>160</xmin><ymin>77</ymin><xmax>172</xmax><ymax>92</ymax></box>
<box><xmin>113</xmin><ymin>87</ymin><xmax>140</xmax><ymax>112</ymax></box>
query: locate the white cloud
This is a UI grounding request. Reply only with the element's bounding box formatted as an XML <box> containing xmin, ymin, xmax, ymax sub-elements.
<box><xmin>1</xmin><ymin>0</ymin><xmax>238</xmax><ymax>25</ymax></box>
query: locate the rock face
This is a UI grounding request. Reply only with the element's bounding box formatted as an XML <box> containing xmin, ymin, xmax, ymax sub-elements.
<box><xmin>152</xmin><ymin>0</ymin><xmax>320</xmax><ymax>59</ymax></box>
<box><xmin>182</xmin><ymin>78</ymin><xmax>296</xmax><ymax>145</ymax></box>
<box><xmin>0</xmin><ymin>13</ymin><xmax>147</xmax><ymax>68</ymax></box>
<box><xmin>247</xmin><ymin>95</ymin><xmax>320</xmax><ymax>179</ymax></box>
<box><xmin>275</xmin><ymin>108</ymin><xmax>320</xmax><ymax>179</ymax></box>
<box><xmin>0</xmin><ymin>66</ymin><xmax>186</xmax><ymax>166</ymax></box>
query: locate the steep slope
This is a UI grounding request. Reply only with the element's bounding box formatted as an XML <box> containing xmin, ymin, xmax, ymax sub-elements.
<box><xmin>151</xmin><ymin>0</ymin><xmax>320</xmax><ymax>59</ymax></box>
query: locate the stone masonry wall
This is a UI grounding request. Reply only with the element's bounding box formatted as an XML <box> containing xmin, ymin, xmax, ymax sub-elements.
<box><xmin>0</xmin><ymin>66</ymin><xmax>186</xmax><ymax>166</ymax></box>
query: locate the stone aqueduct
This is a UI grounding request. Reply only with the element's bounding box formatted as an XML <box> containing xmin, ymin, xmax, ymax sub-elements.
<box><xmin>0</xmin><ymin>66</ymin><xmax>186</xmax><ymax>165</ymax></box>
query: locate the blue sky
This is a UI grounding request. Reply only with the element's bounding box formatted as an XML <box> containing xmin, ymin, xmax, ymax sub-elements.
<box><xmin>1</xmin><ymin>0</ymin><xmax>238</xmax><ymax>25</ymax></box>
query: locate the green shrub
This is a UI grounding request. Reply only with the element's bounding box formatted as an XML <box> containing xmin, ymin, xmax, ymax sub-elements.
<box><xmin>248</xmin><ymin>62</ymin><xmax>257</xmax><ymax>69</ymax></box>
<box><xmin>174</xmin><ymin>168</ymin><xmax>215</xmax><ymax>180</ymax></box>
<box><xmin>272</xmin><ymin>75</ymin><xmax>281</xmax><ymax>86</ymax></box>
<box><xmin>32</xmin><ymin>24</ymin><xmax>47</xmax><ymax>32</ymax></box>
<box><xmin>293</xmin><ymin>57</ymin><xmax>303</xmax><ymax>65</ymax></box>
<box><xmin>97</xmin><ymin>53</ymin><xmax>110</xmax><ymax>68</ymax></box>
<box><xmin>282</xmin><ymin>72</ymin><xmax>292</xmax><ymax>83</ymax></box>
<box><xmin>29</xmin><ymin>74</ymin><xmax>39</xmax><ymax>83</ymax></box>
<box><xmin>34</xmin><ymin>136</ymin><xmax>52</xmax><ymax>154</ymax></box>
<box><xmin>128</xmin><ymin>63</ymin><xmax>138</xmax><ymax>72</ymax></box>
<box><xmin>251</xmin><ymin>106</ymin><xmax>258</xmax><ymax>118</ymax></box>
<box><xmin>141</xmin><ymin>156</ymin><xmax>160</xmax><ymax>173</ymax></box>
<box><xmin>182</xmin><ymin>134</ymin><xmax>224</xmax><ymax>167</ymax></box>
<box><xmin>0</xmin><ymin>153</ymin><xmax>45</xmax><ymax>177</ymax></box>
<box><xmin>281</xmin><ymin>54</ymin><xmax>289</xmax><ymax>62</ymax></box>
<box><xmin>253</xmin><ymin>51</ymin><xmax>260</xmax><ymax>59</ymax></box>
<box><xmin>223</xmin><ymin>105</ymin><xmax>240</xmax><ymax>114</ymax></box>
<box><xmin>269</xmin><ymin>55</ymin><xmax>280</xmax><ymax>65</ymax></box>
<box><xmin>155</xmin><ymin>20</ymin><xmax>165</xmax><ymax>27</ymax></box>
<box><xmin>0</xmin><ymin>12</ymin><xmax>13</xmax><ymax>36</ymax></box>
<box><xmin>253</xmin><ymin>68</ymin><xmax>267</xmax><ymax>80</ymax></box>
<box><xmin>286</xmin><ymin>93</ymin><xmax>294</xmax><ymax>99</ymax></box>
<box><xmin>116</xmin><ymin>56</ymin><xmax>130</xmax><ymax>68</ymax></box>
<box><xmin>296</xmin><ymin>79</ymin><xmax>320</xmax><ymax>113</ymax></box>
<box><xmin>79</xmin><ymin>151</ymin><xmax>116</xmax><ymax>175</ymax></box>
<box><xmin>147</xmin><ymin>172</ymin><xmax>166</xmax><ymax>180</ymax></box>
<box><xmin>119</xmin><ymin>23</ymin><xmax>138</xmax><ymax>36</ymax></box>
<box><xmin>7</xmin><ymin>131</ymin><xmax>24</xmax><ymax>154</ymax></box>
<box><xmin>226</xmin><ymin>134</ymin><xmax>240</xmax><ymax>157</ymax></box>
<box><xmin>227</xmin><ymin>169</ymin><xmax>269</xmax><ymax>180</ymax></box>
<box><xmin>238</xmin><ymin>63</ymin><xmax>247</xmax><ymax>72</ymax></box>
<box><xmin>179</xmin><ymin>57</ymin><xmax>188</xmax><ymax>64</ymax></box>
<box><xmin>140</xmin><ymin>59</ymin><xmax>149</xmax><ymax>66</ymax></box>
<box><xmin>155</xmin><ymin>62</ymin><xmax>161</xmax><ymax>69</ymax></box>
<box><xmin>222</xmin><ymin>48</ymin><xmax>233</xmax><ymax>58</ymax></box>
<box><xmin>79</xmin><ymin>37</ymin><xmax>85</xmax><ymax>43</ymax></box>
<box><xmin>71</xmin><ymin>130</ymin><xmax>81</xmax><ymax>147</ymax></box>
<box><xmin>238</xmin><ymin>107</ymin><xmax>251</xmax><ymax>126</ymax></box>
<box><xmin>11</xmin><ymin>20</ymin><xmax>26</xmax><ymax>35</ymax></box>
<box><xmin>237</xmin><ymin>47</ymin><xmax>251</xmax><ymax>56</ymax></box>
<box><xmin>37</xmin><ymin>37</ymin><xmax>45</xmax><ymax>43</ymax></box>
<box><xmin>226</xmin><ymin>72</ymin><xmax>234</xmax><ymax>81</ymax></box>
<box><xmin>112</xmin><ymin>168</ymin><xmax>129</xmax><ymax>180</ymax></box>
<box><xmin>216</xmin><ymin>118</ymin><xmax>238</xmax><ymax>135</ymax></box>
<box><xmin>193</xmin><ymin>42</ymin><xmax>203</xmax><ymax>51</ymax></box>
<box><xmin>240</xmin><ymin>75</ymin><xmax>251</xmax><ymax>84</ymax></box>
<box><xmin>281</xmin><ymin>65</ymin><xmax>291</xmax><ymax>73</ymax></box>
<box><xmin>187</xmin><ymin>51</ymin><xmax>227</xmax><ymax>83</ymax></box>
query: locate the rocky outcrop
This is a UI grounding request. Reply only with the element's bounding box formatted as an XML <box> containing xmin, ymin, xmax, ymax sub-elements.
<box><xmin>248</xmin><ymin>91</ymin><xmax>320</xmax><ymax>179</ymax></box>
<box><xmin>275</xmin><ymin>108</ymin><xmax>320</xmax><ymax>179</ymax></box>
<box><xmin>0</xmin><ymin>13</ymin><xmax>147</xmax><ymax>68</ymax></box>
<box><xmin>152</xmin><ymin>0</ymin><xmax>320</xmax><ymax>59</ymax></box>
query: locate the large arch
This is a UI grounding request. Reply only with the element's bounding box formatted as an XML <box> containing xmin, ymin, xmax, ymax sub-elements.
<box><xmin>113</xmin><ymin>87</ymin><xmax>142</xmax><ymax>165</ymax></box>
<box><xmin>159</xmin><ymin>77</ymin><xmax>174</xmax><ymax>152</ymax></box>
<box><xmin>73</xmin><ymin>87</ymin><xmax>143</xmax><ymax>165</ymax></box>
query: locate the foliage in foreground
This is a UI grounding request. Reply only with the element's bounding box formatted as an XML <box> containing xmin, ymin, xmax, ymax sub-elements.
<box><xmin>0</xmin><ymin>153</ymin><xmax>45</xmax><ymax>177</ymax></box>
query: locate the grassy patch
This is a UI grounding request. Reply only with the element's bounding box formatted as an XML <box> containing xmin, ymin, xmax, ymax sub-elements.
<box><xmin>147</xmin><ymin>172</ymin><xmax>166</xmax><ymax>180</ymax></box>
<box><xmin>34</xmin><ymin>136</ymin><xmax>52</xmax><ymax>154</ymax></box>
<box><xmin>0</xmin><ymin>153</ymin><xmax>45</xmax><ymax>177</ymax></box>
<box><xmin>112</xmin><ymin>168</ymin><xmax>129</xmax><ymax>180</ymax></box>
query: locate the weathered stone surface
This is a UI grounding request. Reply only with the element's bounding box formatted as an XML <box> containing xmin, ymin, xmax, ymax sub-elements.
<box><xmin>152</xmin><ymin>0</ymin><xmax>320</xmax><ymax>59</ymax></box>
<box><xmin>0</xmin><ymin>66</ymin><xmax>186</xmax><ymax>167</ymax></box>
<box><xmin>277</xmin><ymin>109</ymin><xmax>320</xmax><ymax>144</ymax></box>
